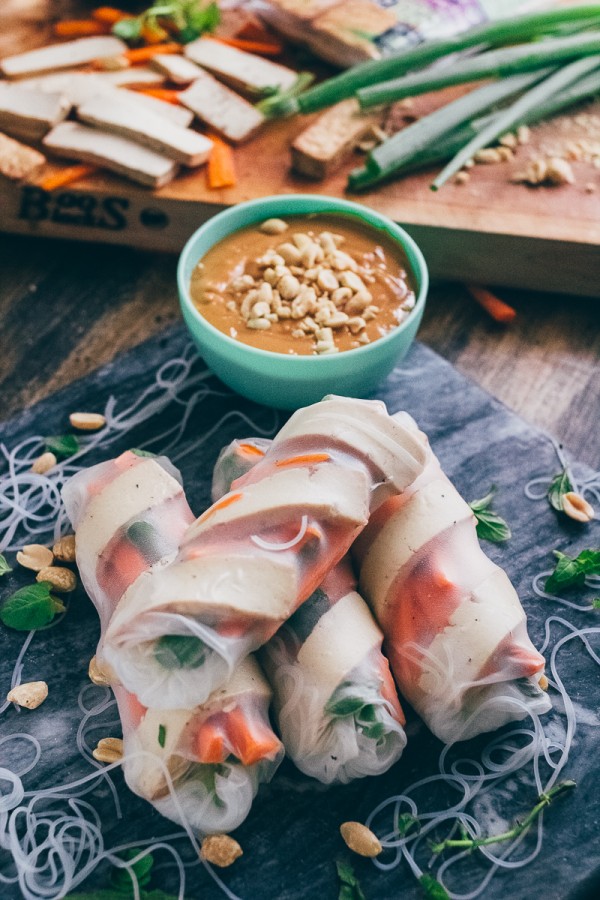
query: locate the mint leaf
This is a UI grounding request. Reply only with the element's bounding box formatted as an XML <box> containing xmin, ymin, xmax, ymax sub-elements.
<box><xmin>469</xmin><ymin>488</ymin><xmax>511</xmax><ymax>543</ymax></box>
<box><xmin>327</xmin><ymin>696</ymin><xmax>365</xmax><ymax>717</ymax></box>
<box><xmin>0</xmin><ymin>554</ymin><xmax>12</xmax><ymax>576</ymax></box>
<box><xmin>154</xmin><ymin>634</ymin><xmax>207</xmax><ymax>669</ymax></box>
<box><xmin>158</xmin><ymin>724</ymin><xmax>166</xmax><ymax>748</ymax></box>
<box><xmin>547</xmin><ymin>468</ymin><xmax>573</xmax><ymax>512</ymax></box>
<box><xmin>45</xmin><ymin>434</ymin><xmax>80</xmax><ymax>460</ymax></box>
<box><xmin>545</xmin><ymin>548</ymin><xmax>600</xmax><ymax>595</ymax></box>
<box><xmin>419</xmin><ymin>873</ymin><xmax>450</xmax><ymax>899</ymax></box>
<box><xmin>336</xmin><ymin>860</ymin><xmax>366</xmax><ymax>900</ymax></box>
<box><xmin>129</xmin><ymin>448</ymin><xmax>156</xmax><ymax>458</ymax></box>
<box><xmin>0</xmin><ymin>582</ymin><xmax>65</xmax><ymax>630</ymax></box>
<box><xmin>592</xmin><ymin>599</ymin><xmax>600</xmax><ymax>609</ymax></box>
<box><xmin>396</xmin><ymin>813</ymin><xmax>419</xmax><ymax>837</ymax></box>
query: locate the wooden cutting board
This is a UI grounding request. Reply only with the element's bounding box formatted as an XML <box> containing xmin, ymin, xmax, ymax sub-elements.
<box><xmin>1</xmin><ymin>0</ymin><xmax>599</xmax><ymax>296</ymax></box>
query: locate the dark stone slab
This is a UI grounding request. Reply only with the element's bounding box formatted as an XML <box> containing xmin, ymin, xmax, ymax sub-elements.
<box><xmin>1</xmin><ymin>327</ymin><xmax>598</xmax><ymax>900</ymax></box>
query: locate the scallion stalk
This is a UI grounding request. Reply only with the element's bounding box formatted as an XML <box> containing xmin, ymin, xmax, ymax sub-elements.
<box><xmin>267</xmin><ymin>6</ymin><xmax>600</xmax><ymax>117</ymax></box>
<box><xmin>358</xmin><ymin>32</ymin><xmax>600</xmax><ymax>109</ymax></box>
<box><xmin>432</xmin><ymin>54</ymin><xmax>600</xmax><ymax>189</ymax></box>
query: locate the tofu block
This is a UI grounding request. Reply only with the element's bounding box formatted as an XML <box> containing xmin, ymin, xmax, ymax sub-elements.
<box><xmin>18</xmin><ymin>70</ymin><xmax>167</xmax><ymax>105</ymax></box>
<box><xmin>180</xmin><ymin>70</ymin><xmax>265</xmax><ymax>144</ymax></box>
<box><xmin>184</xmin><ymin>37</ymin><xmax>297</xmax><ymax>95</ymax></box>
<box><xmin>0</xmin><ymin>36</ymin><xmax>127</xmax><ymax>79</ymax></box>
<box><xmin>0</xmin><ymin>130</ymin><xmax>46</xmax><ymax>180</ymax></box>
<box><xmin>291</xmin><ymin>99</ymin><xmax>384</xmax><ymax>179</ymax></box>
<box><xmin>43</xmin><ymin>121</ymin><xmax>178</xmax><ymax>189</ymax></box>
<box><xmin>0</xmin><ymin>84</ymin><xmax>71</xmax><ymax>141</ymax></box>
<box><xmin>150</xmin><ymin>53</ymin><xmax>205</xmax><ymax>85</ymax></box>
<box><xmin>77</xmin><ymin>95</ymin><xmax>213</xmax><ymax>167</ymax></box>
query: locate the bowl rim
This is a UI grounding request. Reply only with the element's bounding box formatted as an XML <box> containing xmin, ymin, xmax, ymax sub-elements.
<box><xmin>177</xmin><ymin>194</ymin><xmax>428</xmax><ymax>365</ymax></box>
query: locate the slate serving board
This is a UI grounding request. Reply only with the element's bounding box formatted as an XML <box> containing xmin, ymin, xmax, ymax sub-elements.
<box><xmin>1</xmin><ymin>326</ymin><xmax>598</xmax><ymax>900</ymax></box>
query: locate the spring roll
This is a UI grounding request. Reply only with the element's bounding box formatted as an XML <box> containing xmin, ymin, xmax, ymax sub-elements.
<box><xmin>114</xmin><ymin>655</ymin><xmax>283</xmax><ymax>834</ymax></box>
<box><xmin>212</xmin><ymin>438</ymin><xmax>407</xmax><ymax>784</ymax></box>
<box><xmin>101</xmin><ymin>396</ymin><xmax>428</xmax><ymax>709</ymax></box>
<box><xmin>354</xmin><ymin>413</ymin><xmax>551</xmax><ymax>744</ymax></box>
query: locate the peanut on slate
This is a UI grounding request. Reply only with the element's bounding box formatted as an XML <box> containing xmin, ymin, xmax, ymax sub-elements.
<box><xmin>7</xmin><ymin>681</ymin><xmax>48</xmax><ymax>709</ymax></box>
<box><xmin>200</xmin><ymin>834</ymin><xmax>243</xmax><ymax>868</ymax></box>
<box><xmin>69</xmin><ymin>412</ymin><xmax>106</xmax><ymax>431</ymax></box>
<box><xmin>92</xmin><ymin>737</ymin><xmax>124</xmax><ymax>764</ymax></box>
<box><xmin>36</xmin><ymin>566</ymin><xmax>77</xmax><ymax>592</ymax></box>
<box><xmin>31</xmin><ymin>452</ymin><xmax>57</xmax><ymax>474</ymax></box>
<box><xmin>16</xmin><ymin>544</ymin><xmax>54</xmax><ymax>571</ymax></box>
<box><xmin>562</xmin><ymin>491</ymin><xmax>595</xmax><ymax>523</ymax></box>
<box><xmin>340</xmin><ymin>821</ymin><xmax>382</xmax><ymax>858</ymax></box>
<box><xmin>53</xmin><ymin>534</ymin><xmax>76</xmax><ymax>563</ymax></box>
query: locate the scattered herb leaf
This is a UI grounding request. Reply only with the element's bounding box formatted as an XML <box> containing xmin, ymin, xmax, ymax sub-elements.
<box><xmin>110</xmin><ymin>848</ymin><xmax>154</xmax><ymax>894</ymax></box>
<box><xmin>129</xmin><ymin>448</ymin><xmax>156</xmax><ymax>458</ymax></box>
<box><xmin>114</xmin><ymin>1</ymin><xmax>220</xmax><ymax>45</ymax></box>
<box><xmin>44</xmin><ymin>434</ymin><xmax>80</xmax><ymax>460</ymax></box>
<box><xmin>154</xmin><ymin>634</ymin><xmax>207</xmax><ymax>669</ymax></box>
<box><xmin>419</xmin><ymin>873</ymin><xmax>450</xmax><ymax>899</ymax></box>
<box><xmin>158</xmin><ymin>724</ymin><xmax>167</xmax><ymax>748</ymax></box>
<box><xmin>0</xmin><ymin>582</ymin><xmax>65</xmax><ymax>631</ymax></box>
<box><xmin>469</xmin><ymin>487</ymin><xmax>511</xmax><ymax>542</ymax></box>
<box><xmin>592</xmin><ymin>598</ymin><xmax>600</xmax><ymax>609</ymax></box>
<box><xmin>327</xmin><ymin>696</ymin><xmax>365</xmax><ymax>717</ymax></box>
<box><xmin>547</xmin><ymin>468</ymin><xmax>574</xmax><ymax>512</ymax></box>
<box><xmin>0</xmin><ymin>554</ymin><xmax>12</xmax><ymax>576</ymax></box>
<box><xmin>545</xmin><ymin>549</ymin><xmax>600</xmax><ymax>595</ymax></box>
<box><xmin>396</xmin><ymin>812</ymin><xmax>420</xmax><ymax>837</ymax></box>
<box><xmin>336</xmin><ymin>859</ymin><xmax>366</xmax><ymax>900</ymax></box>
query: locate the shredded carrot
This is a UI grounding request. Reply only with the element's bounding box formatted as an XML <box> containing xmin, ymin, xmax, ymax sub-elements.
<box><xmin>196</xmin><ymin>717</ymin><xmax>227</xmax><ymax>764</ymax></box>
<box><xmin>213</xmin><ymin>35</ymin><xmax>285</xmax><ymax>57</ymax></box>
<box><xmin>466</xmin><ymin>285</ymin><xmax>517</xmax><ymax>324</ymax></box>
<box><xmin>53</xmin><ymin>20</ymin><xmax>109</xmax><ymax>37</ymax></box>
<box><xmin>91</xmin><ymin>6</ymin><xmax>131</xmax><ymax>24</ymax></box>
<box><xmin>275</xmin><ymin>453</ymin><xmax>330</xmax><ymax>468</ymax></box>
<box><xmin>124</xmin><ymin>42</ymin><xmax>182</xmax><ymax>64</ymax></box>
<box><xmin>207</xmin><ymin>137</ymin><xmax>236</xmax><ymax>189</ymax></box>
<box><xmin>130</xmin><ymin>87</ymin><xmax>183</xmax><ymax>104</ymax></box>
<box><xmin>39</xmin><ymin>164</ymin><xmax>98</xmax><ymax>192</ymax></box>
<box><xmin>197</xmin><ymin>491</ymin><xmax>243</xmax><ymax>523</ymax></box>
<box><xmin>238</xmin><ymin>443</ymin><xmax>265</xmax><ymax>458</ymax></box>
<box><xmin>225</xmin><ymin>707</ymin><xmax>281</xmax><ymax>766</ymax></box>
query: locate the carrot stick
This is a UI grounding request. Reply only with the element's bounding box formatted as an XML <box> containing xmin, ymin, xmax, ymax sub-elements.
<box><xmin>466</xmin><ymin>285</ymin><xmax>517</xmax><ymax>323</ymax></box>
<box><xmin>38</xmin><ymin>164</ymin><xmax>98</xmax><ymax>192</ymax></box>
<box><xmin>124</xmin><ymin>43</ymin><xmax>182</xmax><ymax>64</ymax></box>
<box><xmin>238</xmin><ymin>443</ymin><xmax>266</xmax><ymax>458</ymax></box>
<box><xmin>197</xmin><ymin>491</ymin><xmax>243</xmax><ymax>524</ymax></box>
<box><xmin>196</xmin><ymin>717</ymin><xmax>227</xmax><ymax>764</ymax></box>
<box><xmin>225</xmin><ymin>707</ymin><xmax>281</xmax><ymax>766</ymax></box>
<box><xmin>54</xmin><ymin>20</ymin><xmax>110</xmax><ymax>37</ymax></box>
<box><xmin>207</xmin><ymin>137</ymin><xmax>237</xmax><ymax>189</ymax></box>
<box><xmin>212</xmin><ymin>36</ymin><xmax>285</xmax><ymax>57</ymax></box>
<box><xmin>130</xmin><ymin>87</ymin><xmax>183</xmax><ymax>104</ymax></box>
<box><xmin>91</xmin><ymin>6</ymin><xmax>131</xmax><ymax>24</ymax></box>
<box><xmin>275</xmin><ymin>453</ymin><xmax>331</xmax><ymax>467</ymax></box>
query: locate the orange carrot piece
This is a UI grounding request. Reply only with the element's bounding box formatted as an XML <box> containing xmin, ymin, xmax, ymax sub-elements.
<box><xmin>126</xmin><ymin>692</ymin><xmax>147</xmax><ymax>728</ymax></box>
<box><xmin>238</xmin><ymin>443</ymin><xmax>266</xmax><ymax>458</ymax></box>
<box><xmin>91</xmin><ymin>6</ymin><xmax>131</xmax><ymax>24</ymax></box>
<box><xmin>130</xmin><ymin>87</ymin><xmax>183</xmax><ymax>104</ymax></box>
<box><xmin>466</xmin><ymin>285</ymin><xmax>517</xmax><ymax>324</ymax></box>
<box><xmin>54</xmin><ymin>20</ymin><xmax>109</xmax><ymax>37</ymax></box>
<box><xmin>124</xmin><ymin>42</ymin><xmax>182</xmax><ymax>64</ymax></box>
<box><xmin>207</xmin><ymin>137</ymin><xmax>236</xmax><ymax>189</ymax></box>
<box><xmin>196</xmin><ymin>717</ymin><xmax>228</xmax><ymax>764</ymax></box>
<box><xmin>39</xmin><ymin>164</ymin><xmax>98</xmax><ymax>192</ymax></box>
<box><xmin>110</xmin><ymin>538</ymin><xmax>149</xmax><ymax>586</ymax></box>
<box><xmin>212</xmin><ymin>36</ymin><xmax>285</xmax><ymax>57</ymax></box>
<box><xmin>141</xmin><ymin>21</ymin><xmax>170</xmax><ymax>44</ymax></box>
<box><xmin>197</xmin><ymin>491</ymin><xmax>243</xmax><ymax>524</ymax></box>
<box><xmin>275</xmin><ymin>453</ymin><xmax>331</xmax><ymax>468</ymax></box>
<box><xmin>225</xmin><ymin>707</ymin><xmax>281</xmax><ymax>766</ymax></box>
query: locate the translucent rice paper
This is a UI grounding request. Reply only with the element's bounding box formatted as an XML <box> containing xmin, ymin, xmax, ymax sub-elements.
<box><xmin>101</xmin><ymin>396</ymin><xmax>427</xmax><ymax>709</ymax></box>
<box><xmin>114</xmin><ymin>656</ymin><xmax>283</xmax><ymax>835</ymax></box>
<box><xmin>354</xmin><ymin>413</ymin><xmax>552</xmax><ymax>744</ymax></box>
<box><xmin>214</xmin><ymin>437</ymin><xmax>407</xmax><ymax>784</ymax></box>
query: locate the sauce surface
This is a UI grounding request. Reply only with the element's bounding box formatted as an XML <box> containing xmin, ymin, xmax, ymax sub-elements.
<box><xmin>190</xmin><ymin>214</ymin><xmax>416</xmax><ymax>356</ymax></box>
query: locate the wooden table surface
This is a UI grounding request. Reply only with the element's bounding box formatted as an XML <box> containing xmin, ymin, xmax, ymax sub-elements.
<box><xmin>0</xmin><ymin>230</ymin><xmax>598</xmax><ymax>467</ymax></box>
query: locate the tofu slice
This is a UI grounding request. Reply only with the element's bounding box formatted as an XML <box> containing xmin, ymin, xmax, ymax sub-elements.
<box><xmin>291</xmin><ymin>99</ymin><xmax>384</xmax><ymax>179</ymax></box>
<box><xmin>43</xmin><ymin>121</ymin><xmax>178</xmax><ymax>189</ymax></box>
<box><xmin>0</xmin><ymin>84</ymin><xmax>71</xmax><ymax>141</ymax></box>
<box><xmin>0</xmin><ymin>130</ymin><xmax>46</xmax><ymax>180</ymax></box>
<box><xmin>17</xmin><ymin>69</ymin><xmax>166</xmax><ymax>105</ymax></box>
<box><xmin>77</xmin><ymin>95</ymin><xmax>213</xmax><ymax>167</ymax></box>
<box><xmin>184</xmin><ymin>36</ymin><xmax>297</xmax><ymax>95</ymax></box>
<box><xmin>0</xmin><ymin>36</ymin><xmax>127</xmax><ymax>79</ymax></box>
<box><xmin>180</xmin><ymin>70</ymin><xmax>265</xmax><ymax>144</ymax></box>
<box><xmin>151</xmin><ymin>53</ymin><xmax>205</xmax><ymax>85</ymax></box>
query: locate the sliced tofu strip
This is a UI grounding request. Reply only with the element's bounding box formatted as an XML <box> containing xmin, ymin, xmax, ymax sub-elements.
<box><xmin>77</xmin><ymin>95</ymin><xmax>213</xmax><ymax>167</ymax></box>
<box><xmin>115</xmin><ymin>89</ymin><xmax>193</xmax><ymax>127</ymax></box>
<box><xmin>151</xmin><ymin>53</ymin><xmax>205</xmax><ymax>85</ymax></box>
<box><xmin>291</xmin><ymin>98</ymin><xmax>384</xmax><ymax>179</ymax></box>
<box><xmin>0</xmin><ymin>84</ymin><xmax>71</xmax><ymax>141</ymax></box>
<box><xmin>184</xmin><ymin>465</ymin><xmax>369</xmax><ymax>542</ymax></box>
<box><xmin>184</xmin><ymin>37</ymin><xmax>297</xmax><ymax>95</ymax></box>
<box><xmin>18</xmin><ymin>70</ymin><xmax>167</xmax><ymax>106</ymax></box>
<box><xmin>43</xmin><ymin>121</ymin><xmax>179</xmax><ymax>188</ymax></box>
<box><xmin>179</xmin><ymin>70</ymin><xmax>265</xmax><ymax>144</ymax></box>
<box><xmin>0</xmin><ymin>130</ymin><xmax>46</xmax><ymax>180</ymax></box>
<box><xmin>0</xmin><ymin>36</ymin><xmax>127</xmax><ymax>79</ymax></box>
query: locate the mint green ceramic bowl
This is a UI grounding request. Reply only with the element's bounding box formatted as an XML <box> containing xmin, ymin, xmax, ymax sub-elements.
<box><xmin>177</xmin><ymin>195</ymin><xmax>428</xmax><ymax>409</ymax></box>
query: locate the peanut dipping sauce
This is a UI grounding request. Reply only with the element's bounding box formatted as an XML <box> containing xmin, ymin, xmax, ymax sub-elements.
<box><xmin>189</xmin><ymin>214</ymin><xmax>416</xmax><ymax>356</ymax></box>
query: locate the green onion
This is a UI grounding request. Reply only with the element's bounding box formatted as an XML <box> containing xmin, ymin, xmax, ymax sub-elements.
<box><xmin>256</xmin><ymin>72</ymin><xmax>315</xmax><ymax>117</ymax></box>
<box><xmin>267</xmin><ymin>6</ymin><xmax>600</xmax><ymax>116</ymax></box>
<box><xmin>358</xmin><ymin>32</ymin><xmax>600</xmax><ymax>109</ymax></box>
<box><xmin>432</xmin><ymin>54</ymin><xmax>600</xmax><ymax>189</ymax></box>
